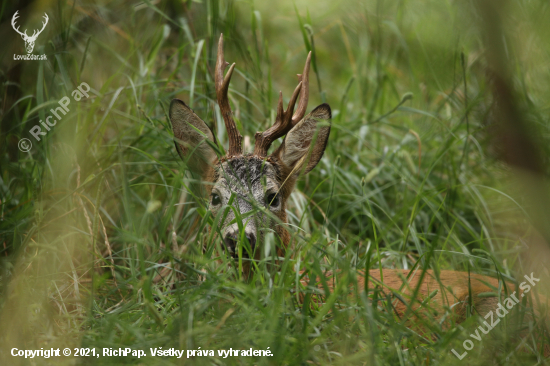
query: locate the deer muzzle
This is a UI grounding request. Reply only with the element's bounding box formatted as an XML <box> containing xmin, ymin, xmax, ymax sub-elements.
<box><xmin>223</xmin><ymin>231</ymin><xmax>257</xmax><ymax>259</ymax></box>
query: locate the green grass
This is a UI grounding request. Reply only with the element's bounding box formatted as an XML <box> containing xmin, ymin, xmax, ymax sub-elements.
<box><xmin>1</xmin><ymin>0</ymin><xmax>550</xmax><ymax>365</ymax></box>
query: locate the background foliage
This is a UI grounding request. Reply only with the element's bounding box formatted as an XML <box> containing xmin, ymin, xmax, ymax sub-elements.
<box><xmin>1</xmin><ymin>0</ymin><xmax>550</xmax><ymax>365</ymax></box>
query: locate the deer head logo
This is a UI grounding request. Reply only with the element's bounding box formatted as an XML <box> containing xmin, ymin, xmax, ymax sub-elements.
<box><xmin>11</xmin><ymin>11</ymin><xmax>48</xmax><ymax>54</ymax></box>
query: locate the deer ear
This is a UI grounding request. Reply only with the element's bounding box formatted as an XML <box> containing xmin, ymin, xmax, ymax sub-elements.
<box><xmin>169</xmin><ymin>99</ymin><xmax>217</xmax><ymax>176</ymax></box>
<box><xmin>275</xmin><ymin>103</ymin><xmax>331</xmax><ymax>175</ymax></box>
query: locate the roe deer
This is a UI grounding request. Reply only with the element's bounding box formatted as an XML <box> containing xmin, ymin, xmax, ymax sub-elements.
<box><xmin>169</xmin><ymin>34</ymin><xmax>548</xmax><ymax>355</ymax></box>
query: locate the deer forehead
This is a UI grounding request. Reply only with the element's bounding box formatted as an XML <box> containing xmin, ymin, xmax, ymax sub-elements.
<box><xmin>213</xmin><ymin>157</ymin><xmax>280</xmax><ymax>198</ymax></box>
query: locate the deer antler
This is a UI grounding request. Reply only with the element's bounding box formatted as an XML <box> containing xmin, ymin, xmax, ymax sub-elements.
<box><xmin>11</xmin><ymin>11</ymin><xmax>28</xmax><ymax>38</ymax></box>
<box><xmin>29</xmin><ymin>13</ymin><xmax>48</xmax><ymax>40</ymax></box>
<box><xmin>253</xmin><ymin>51</ymin><xmax>311</xmax><ymax>157</ymax></box>
<box><xmin>216</xmin><ymin>34</ymin><xmax>242</xmax><ymax>158</ymax></box>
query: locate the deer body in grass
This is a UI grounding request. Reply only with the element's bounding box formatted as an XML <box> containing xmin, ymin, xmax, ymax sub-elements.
<box><xmin>169</xmin><ymin>35</ymin><xmax>547</xmax><ymax>351</ymax></box>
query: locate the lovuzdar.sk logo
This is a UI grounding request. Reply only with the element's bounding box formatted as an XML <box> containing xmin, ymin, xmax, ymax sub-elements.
<box><xmin>12</xmin><ymin>10</ymin><xmax>48</xmax><ymax>60</ymax></box>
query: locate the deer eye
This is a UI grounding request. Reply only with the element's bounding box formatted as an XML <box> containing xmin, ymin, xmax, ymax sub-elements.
<box><xmin>266</xmin><ymin>193</ymin><xmax>279</xmax><ymax>207</ymax></box>
<box><xmin>211</xmin><ymin>193</ymin><xmax>221</xmax><ymax>206</ymax></box>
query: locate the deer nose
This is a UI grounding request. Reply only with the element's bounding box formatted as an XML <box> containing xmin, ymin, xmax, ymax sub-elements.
<box><xmin>223</xmin><ymin>233</ymin><xmax>256</xmax><ymax>258</ymax></box>
<box><xmin>224</xmin><ymin>234</ymin><xmax>237</xmax><ymax>257</ymax></box>
<box><xmin>246</xmin><ymin>232</ymin><xmax>256</xmax><ymax>251</ymax></box>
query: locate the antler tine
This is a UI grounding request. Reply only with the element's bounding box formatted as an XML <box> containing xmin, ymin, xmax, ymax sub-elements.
<box><xmin>291</xmin><ymin>51</ymin><xmax>311</xmax><ymax>124</ymax></box>
<box><xmin>216</xmin><ymin>33</ymin><xmax>242</xmax><ymax>157</ymax></box>
<box><xmin>30</xmin><ymin>13</ymin><xmax>48</xmax><ymax>39</ymax></box>
<box><xmin>11</xmin><ymin>11</ymin><xmax>28</xmax><ymax>37</ymax></box>
<box><xmin>38</xmin><ymin>13</ymin><xmax>49</xmax><ymax>35</ymax></box>
<box><xmin>253</xmin><ymin>51</ymin><xmax>311</xmax><ymax>158</ymax></box>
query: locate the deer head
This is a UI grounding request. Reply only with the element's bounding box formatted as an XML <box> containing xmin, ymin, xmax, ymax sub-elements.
<box><xmin>12</xmin><ymin>11</ymin><xmax>49</xmax><ymax>54</ymax></box>
<box><xmin>169</xmin><ymin>34</ymin><xmax>331</xmax><ymax>276</ymax></box>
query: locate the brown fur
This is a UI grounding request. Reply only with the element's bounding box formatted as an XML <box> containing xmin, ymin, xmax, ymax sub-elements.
<box><xmin>299</xmin><ymin>269</ymin><xmax>550</xmax><ymax>356</ymax></box>
<box><xmin>301</xmin><ymin>269</ymin><xmax>507</xmax><ymax>322</ymax></box>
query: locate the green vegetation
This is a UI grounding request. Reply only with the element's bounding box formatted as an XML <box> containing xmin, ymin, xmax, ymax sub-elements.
<box><xmin>1</xmin><ymin>0</ymin><xmax>550</xmax><ymax>365</ymax></box>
